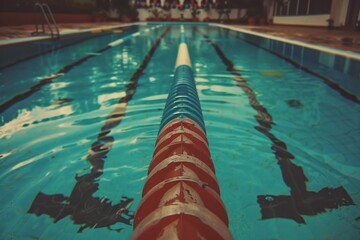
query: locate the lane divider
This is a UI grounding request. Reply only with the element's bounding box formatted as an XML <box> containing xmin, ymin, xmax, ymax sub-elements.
<box><xmin>131</xmin><ymin>26</ymin><xmax>232</xmax><ymax>240</ymax></box>
<box><xmin>108</xmin><ymin>25</ymin><xmax>162</xmax><ymax>47</ymax></box>
<box><xmin>197</xmin><ymin>28</ymin><xmax>354</xmax><ymax>224</ymax></box>
<box><xmin>26</xmin><ymin>27</ymin><xmax>171</xmax><ymax>233</ymax></box>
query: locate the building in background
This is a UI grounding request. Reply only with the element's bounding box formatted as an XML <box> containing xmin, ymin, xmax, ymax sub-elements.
<box><xmin>269</xmin><ymin>0</ymin><xmax>360</xmax><ymax>28</ymax></box>
<box><xmin>134</xmin><ymin>0</ymin><xmax>359</xmax><ymax>28</ymax></box>
<box><xmin>2</xmin><ymin>0</ymin><xmax>358</xmax><ymax>28</ymax></box>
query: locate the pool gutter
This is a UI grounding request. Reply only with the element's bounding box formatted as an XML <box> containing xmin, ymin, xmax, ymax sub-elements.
<box><xmin>0</xmin><ymin>22</ymin><xmax>147</xmax><ymax>47</ymax></box>
<box><xmin>0</xmin><ymin>22</ymin><xmax>149</xmax><ymax>70</ymax></box>
<box><xmin>212</xmin><ymin>23</ymin><xmax>360</xmax><ymax>61</ymax></box>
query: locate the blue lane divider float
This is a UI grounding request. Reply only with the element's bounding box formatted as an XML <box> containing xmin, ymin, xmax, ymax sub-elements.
<box><xmin>132</xmin><ymin>26</ymin><xmax>232</xmax><ymax>240</ymax></box>
<box><xmin>159</xmin><ymin>64</ymin><xmax>206</xmax><ymax>132</ymax></box>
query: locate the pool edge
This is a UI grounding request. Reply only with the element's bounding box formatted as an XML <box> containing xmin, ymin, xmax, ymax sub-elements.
<box><xmin>212</xmin><ymin>23</ymin><xmax>360</xmax><ymax>61</ymax></box>
<box><xmin>0</xmin><ymin>22</ymin><xmax>147</xmax><ymax>47</ymax></box>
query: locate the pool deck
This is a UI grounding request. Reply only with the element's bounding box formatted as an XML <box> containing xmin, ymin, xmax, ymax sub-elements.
<box><xmin>237</xmin><ymin>25</ymin><xmax>360</xmax><ymax>54</ymax></box>
<box><xmin>0</xmin><ymin>22</ymin><xmax>359</xmax><ymax>54</ymax></box>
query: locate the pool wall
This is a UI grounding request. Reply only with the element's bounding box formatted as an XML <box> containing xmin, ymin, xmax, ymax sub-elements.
<box><xmin>215</xmin><ymin>24</ymin><xmax>360</xmax><ymax>101</ymax></box>
<box><xmin>0</xmin><ymin>23</ymin><xmax>143</xmax><ymax>70</ymax></box>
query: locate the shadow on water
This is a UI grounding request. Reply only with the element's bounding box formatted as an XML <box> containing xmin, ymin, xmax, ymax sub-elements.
<box><xmin>198</xmin><ymin>27</ymin><xmax>354</xmax><ymax>224</ymax></box>
<box><xmin>27</xmin><ymin>27</ymin><xmax>170</xmax><ymax>233</ymax></box>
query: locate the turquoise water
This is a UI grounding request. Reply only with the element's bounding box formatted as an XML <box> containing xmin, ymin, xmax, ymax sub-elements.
<box><xmin>0</xmin><ymin>24</ymin><xmax>359</xmax><ymax>239</ymax></box>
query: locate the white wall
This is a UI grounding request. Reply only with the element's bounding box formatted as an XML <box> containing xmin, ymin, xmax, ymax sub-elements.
<box><xmin>273</xmin><ymin>14</ymin><xmax>330</xmax><ymax>26</ymax></box>
<box><xmin>271</xmin><ymin>0</ymin><xmax>351</xmax><ymax>27</ymax></box>
<box><xmin>331</xmin><ymin>0</ymin><xmax>349</xmax><ymax>26</ymax></box>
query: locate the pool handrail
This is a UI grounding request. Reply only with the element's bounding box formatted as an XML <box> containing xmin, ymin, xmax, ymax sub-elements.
<box><xmin>32</xmin><ymin>2</ymin><xmax>60</xmax><ymax>39</ymax></box>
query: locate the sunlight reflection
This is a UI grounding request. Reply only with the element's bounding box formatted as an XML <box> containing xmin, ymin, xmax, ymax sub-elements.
<box><xmin>49</xmin><ymin>81</ymin><xmax>70</xmax><ymax>91</ymax></box>
<box><xmin>98</xmin><ymin>92</ymin><xmax>126</xmax><ymax>107</ymax></box>
<box><xmin>0</xmin><ymin>105</ymin><xmax>73</xmax><ymax>139</ymax></box>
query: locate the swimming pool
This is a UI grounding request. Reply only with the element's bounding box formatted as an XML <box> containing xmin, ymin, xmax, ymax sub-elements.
<box><xmin>0</xmin><ymin>23</ymin><xmax>359</xmax><ymax>239</ymax></box>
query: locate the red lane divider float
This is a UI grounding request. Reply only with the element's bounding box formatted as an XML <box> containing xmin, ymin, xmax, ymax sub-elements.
<box><xmin>131</xmin><ymin>26</ymin><xmax>232</xmax><ymax>240</ymax></box>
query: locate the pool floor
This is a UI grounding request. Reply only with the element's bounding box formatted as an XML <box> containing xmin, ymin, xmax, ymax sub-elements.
<box><xmin>0</xmin><ymin>24</ymin><xmax>359</xmax><ymax>239</ymax></box>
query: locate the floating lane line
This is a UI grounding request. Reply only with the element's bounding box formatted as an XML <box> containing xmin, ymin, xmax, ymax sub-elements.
<box><xmin>108</xmin><ymin>25</ymin><xmax>162</xmax><ymax>47</ymax></box>
<box><xmin>197</xmin><ymin>28</ymin><xmax>354</xmax><ymax>224</ymax></box>
<box><xmin>132</xmin><ymin>26</ymin><xmax>233</xmax><ymax>240</ymax></box>
<box><xmin>176</xmin><ymin>25</ymin><xmax>191</xmax><ymax>68</ymax></box>
<box><xmin>26</xmin><ymin>27</ymin><xmax>170</xmax><ymax>233</ymax></box>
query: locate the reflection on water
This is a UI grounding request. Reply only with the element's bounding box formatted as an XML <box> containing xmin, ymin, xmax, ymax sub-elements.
<box><xmin>25</xmin><ymin>27</ymin><xmax>169</xmax><ymax>233</ymax></box>
<box><xmin>189</xmin><ymin>26</ymin><xmax>360</xmax><ymax>239</ymax></box>
<box><xmin>198</xmin><ymin>29</ymin><xmax>354</xmax><ymax>224</ymax></box>
<box><xmin>0</xmin><ymin>25</ymin><xmax>170</xmax><ymax>238</ymax></box>
<box><xmin>0</xmin><ymin>105</ymin><xmax>73</xmax><ymax>139</ymax></box>
<box><xmin>0</xmin><ymin>25</ymin><xmax>359</xmax><ymax>239</ymax></box>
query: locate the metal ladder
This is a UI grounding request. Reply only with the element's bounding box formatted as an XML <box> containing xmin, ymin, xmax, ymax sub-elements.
<box><xmin>32</xmin><ymin>2</ymin><xmax>60</xmax><ymax>39</ymax></box>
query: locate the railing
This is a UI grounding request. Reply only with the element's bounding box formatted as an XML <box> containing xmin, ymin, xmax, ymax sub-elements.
<box><xmin>32</xmin><ymin>2</ymin><xmax>60</xmax><ymax>39</ymax></box>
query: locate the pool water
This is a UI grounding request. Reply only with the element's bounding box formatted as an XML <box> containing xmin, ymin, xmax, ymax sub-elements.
<box><xmin>0</xmin><ymin>24</ymin><xmax>359</xmax><ymax>239</ymax></box>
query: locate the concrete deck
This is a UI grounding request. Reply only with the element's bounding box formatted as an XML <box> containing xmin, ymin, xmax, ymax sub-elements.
<box><xmin>0</xmin><ymin>22</ymin><xmax>359</xmax><ymax>54</ymax></box>
<box><xmin>241</xmin><ymin>25</ymin><xmax>360</xmax><ymax>54</ymax></box>
<box><xmin>0</xmin><ymin>22</ymin><xmax>124</xmax><ymax>40</ymax></box>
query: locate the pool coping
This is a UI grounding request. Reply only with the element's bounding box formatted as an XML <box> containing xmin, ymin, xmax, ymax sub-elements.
<box><xmin>213</xmin><ymin>24</ymin><xmax>360</xmax><ymax>61</ymax></box>
<box><xmin>2</xmin><ymin>22</ymin><xmax>359</xmax><ymax>62</ymax></box>
<box><xmin>0</xmin><ymin>22</ymin><xmax>147</xmax><ymax>47</ymax></box>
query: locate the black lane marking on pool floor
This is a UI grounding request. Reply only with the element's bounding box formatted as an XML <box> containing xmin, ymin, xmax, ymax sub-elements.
<box><xmin>198</xmin><ymin>29</ymin><xmax>354</xmax><ymax>224</ymax></box>
<box><xmin>27</xmin><ymin>27</ymin><xmax>170</xmax><ymax>233</ymax></box>
<box><xmin>223</xmin><ymin>28</ymin><xmax>360</xmax><ymax>104</ymax></box>
<box><xmin>0</xmin><ymin>44</ymin><xmax>112</xmax><ymax>114</ymax></box>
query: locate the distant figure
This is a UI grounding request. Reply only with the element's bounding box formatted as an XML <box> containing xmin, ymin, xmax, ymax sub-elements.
<box><xmin>183</xmin><ymin>0</ymin><xmax>191</xmax><ymax>9</ymax></box>
<box><xmin>217</xmin><ymin>0</ymin><xmax>230</xmax><ymax>22</ymax></box>
<box><xmin>191</xmin><ymin>0</ymin><xmax>199</xmax><ymax>8</ymax></box>
<box><xmin>134</xmin><ymin>0</ymin><xmax>142</xmax><ymax>8</ymax></box>
<box><xmin>201</xmin><ymin>0</ymin><xmax>213</xmax><ymax>10</ymax></box>
<box><xmin>150</xmin><ymin>0</ymin><xmax>161</xmax><ymax>7</ymax></box>
<box><xmin>168</xmin><ymin>0</ymin><xmax>180</xmax><ymax>9</ymax></box>
<box><xmin>327</xmin><ymin>18</ymin><xmax>334</xmax><ymax>30</ymax></box>
<box><xmin>164</xmin><ymin>0</ymin><xmax>171</xmax><ymax>10</ymax></box>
